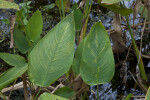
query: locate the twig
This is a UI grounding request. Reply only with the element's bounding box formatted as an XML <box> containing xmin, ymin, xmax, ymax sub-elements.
<box><xmin>107</xmin><ymin>22</ymin><xmax>150</xmax><ymax>33</ymax></box>
<box><xmin>1</xmin><ymin>81</ymin><xmax>28</xmax><ymax>93</ymax></box>
<box><xmin>0</xmin><ymin>91</ymin><xmax>8</xmax><ymax>100</ymax></box>
<box><xmin>51</xmin><ymin>84</ymin><xmax>64</xmax><ymax>94</ymax></box>
<box><xmin>128</xmin><ymin>71</ymin><xmax>147</xmax><ymax>94</ymax></box>
<box><xmin>69</xmin><ymin>85</ymin><xmax>87</xmax><ymax>100</ymax></box>
<box><xmin>137</xmin><ymin>13</ymin><xmax>147</xmax><ymax>66</ymax></box>
<box><xmin>8</xmin><ymin>79</ymin><xmax>17</xmax><ymax>99</ymax></box>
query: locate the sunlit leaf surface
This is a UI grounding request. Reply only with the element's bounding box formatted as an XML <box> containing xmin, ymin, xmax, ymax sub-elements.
<box><xmin>0</xmin><ymin>0</ymin><xmax>19</xmax><ymax>10</ymax></box>
<box><xmin>28</xmin><ymin>13</ymin><xmax>75</xmax><ymax>86</ymax></box>
<box><xmin>80</xmin><ymin>22</ymin><xmax>115</xmax><ymax>85</ymax></box>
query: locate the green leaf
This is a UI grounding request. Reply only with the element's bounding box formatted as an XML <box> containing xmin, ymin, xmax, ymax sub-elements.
<box><xmin>26</xmin><ymin>10</ymin><xmax>43</xmax><ymax>43</ymax></box>
<box><xmin>80</xmin><ymin>22</ymin><xmax>115</xmax><ymax>85</ymax></box>
<box><xmin>39</xmin><ymin>93</ymin><xmax>69</xmax><ymax>100</ymax></box>
<box><xmin>72</xmin><ymin>3</ymin><xmax>83</xmax><ymax>31</ymax></box>
<box><xmin>1</xmin><ymin>19</ymin><xmax>10</xmax><ymax>24</ymax></box>
<box><xmin>101</xmin><ymin>3</ymin><xmax>133</xmax><ymax>16</ymax></box>
<box><xmin>72</xmin><ymin>40</ymin><xmax>84</xmax><ymax>74</ymax></box>
<box><xmin>0</xmin><ymin>53</ymin><xmax>28</xmax><ymax>90</ymax></box>
<box><xmin>0</xmin><ymin>53</ymin><xmax>27</xmax><ymax>67</ymax></box>
<box><xmin>125</xmin><ymin>93</ymin><xmax>132</xmax><ymax>100</ymax></box>
<box><xmin>14</xmin><ymin>28</ymin><xmax>29</xmax><ymax>54</ymax></box>
<box><xmin>54</xmin><ymin>87</ymin><xmax>75</xmax><ymax>99</ymax></box>
<box><xmin>101</xmin><ymin>0</ymin><xmax>129</xmax><ymax>4</ymax></box>
<box><xmin>28</xmin><ymin>13</ymin><xmax>75</xmax><ymax>86</ymax></box>
<box><xmin>146</xmin><ymin>87</ymin><xmax>150</xmax><ymax>100</ymax></box>
<box><xmin>42</xmin><ymin>3</ymin><xmax>55</xmax><ymax>9</ymax></box>
<box><xmin>0</xmin><ymin>64</ymin><xmax>28</xmax><ymax>91</ymax></box>
<box><xmin>0</xmin><ymin>0</ymin><xmax>19</xmax><ymax>10</ymax></box>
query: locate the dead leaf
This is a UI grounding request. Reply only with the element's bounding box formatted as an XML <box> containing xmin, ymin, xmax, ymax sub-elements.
<box><xmin>112</xmin><ymin>13</ymin><xmax>121</xmax><ymax>33</ymax></box>
<box><xmin>120</xmin><ymin>63</ymin><xmax>127</xmax><ymax>84</ymax></box>
<box><xmin>110</xmin><ymin>31</ymin><xmax>127</xmax><ymax>53</ymax></box>
<box><xmin>70</xmin><ymin>75</ymin><xmax>89</xmax><ymax>93</ymax></box>
<box><xmin>110</xmin><ymin>13</ymin><xmax>126</xmax><ymax>53</ymax></box>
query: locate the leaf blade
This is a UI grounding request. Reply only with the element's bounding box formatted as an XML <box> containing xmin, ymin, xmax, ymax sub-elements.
<box><xmin>26</xmin><ymin>10</ymin><xmax>43</xmax><ymax>42</ymax></box>
<box><xmin>39</xmin><ymin>93</ymin><xmax>69</xmax><ymax>100</ymax></box>
<box><xmin>0</xmin><ymin>0</ymin><xmax>19</xmax><ymax>10</ymax></box>
<box><xmin>80</xmin><ymin>22</ymin><xmax>115</xmax><ymax>85</ymax></box>
<box><xmin>146</xmin><ymin>87</ymin><xmax>150</xmax><ymax>100</ymax></box>
<box><xmin>14</xmin><ymin>28</ymin><xmax>29</xmax><ymax>54</ymax></box>
<box><xmin>0</xmin><ymin>64</ymin><xmax>28</xmax><ymax>91</ymax></box>
<box><xmin>28</xmin><ymin>13</ymin><xmax>75</xmax><ymax>86</ymax></box>
<box><xmin>101</xmin><ymin>3</ymin><xmax>133</xmax><ymax>16</ymax></box>
<box><xmin>0</xmin><ymin>53</ymin><xmax>27</xmax><ymax>67</ymax></box>
<box><xmin>54</xmin><ymin>87</ymin><xmax>75</xmax><ymax>99</ymax></box>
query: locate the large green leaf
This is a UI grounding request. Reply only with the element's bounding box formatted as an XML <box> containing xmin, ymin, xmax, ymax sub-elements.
<box><xmin>54</xmin><ymin>87</ymin><xmax>75</xmax><ymax>99</ymax></box>
<box><xmin>0</xmin><ymin>53</ymin><xmax>27</xmax><ymax>67</ymax></box>
<box><xmin>0</xmin><ymin>53</ymin><xmax>28</xmax><ymax>90</ymax></box>
<box><xmin>101</xmin><ymin>3</ymin><xmax>133</xmax><ymax>16</ymax></box>
<box><xmin>0</xmin><ymin>64</ymin><xmax>28</xmax><ymax>91</ymax></box>
<box><xmin>80</xmin><ymin>22</ymin><xmax>115</xmax><ymax>85</ymax></box>
<box><xmin>146</xmin><ymin>87</ymin><xmax>150</xmax><ymax>100</ymax></box>
<box><xmin>14</xmin><ymin>28</ymin><xmax>29</xmax><ymax>54</ymax></box>
<box><xmin>39</xmin><ymin>93</ymin><xmax>69</xmax><ymax>100</ymax></box>
<box><xmin>0</xmin><ymin>0</ymin><xmax>19</xmax><ymax>10</ymax></box>
<box><xmin>28</xmin><ymin>13</ymin><xmax>75</xmax><ymax>86</ymax></box>
<box><xmin>26</xmin><ymin>10</ymin><xmax>43</xmax><ymax>43</ymax></box>
<box><xmin>72</xmin><ymin>3</ymin><xmax>83</xmax><ymax>31</ymax></box>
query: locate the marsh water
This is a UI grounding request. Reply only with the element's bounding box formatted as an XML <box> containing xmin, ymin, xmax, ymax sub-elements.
<box><xmin>0</xmin><ymin>0</ymin><xmax>150</xmax><ymax>100</ymax></box>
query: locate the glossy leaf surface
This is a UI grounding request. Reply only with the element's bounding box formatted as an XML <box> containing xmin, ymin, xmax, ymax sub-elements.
<box><xmin>80</xmin><ymin>22</ymin><xmax>115</xmax><ymax>85</ymax></box>
<box><xmin>54</xmin><ymin>87</ymin><xmax>75</xmax><ymax>99</ymax></box>
<box><xmin>39</xmin><ymin>93</ymin><xmax>69</xmax><ymax>100</ymax></box>
<box><xmin>26</xmin><ymin>10</ymin><xmax>43</xmax><ymax>42</ymax></box>
<box><xmin>28</xmin><ymin>13</ymin><xmax>75</xmax><ymax>86</ymax></box>
<box><xmin>14</xmin><ymin>28</ymin><xmax>29</xmax><ymax>54</ymax></box>
<box><xmin>0</xmin><ymin>0</ymin><xmax>19</xmax><ymax>10</ymax></box>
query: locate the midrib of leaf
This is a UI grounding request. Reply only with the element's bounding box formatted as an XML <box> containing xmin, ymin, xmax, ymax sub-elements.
<box><xmin>41</xmin><ymin>23</ymin><xmax>68</xmax><ymax>86</ymax></box>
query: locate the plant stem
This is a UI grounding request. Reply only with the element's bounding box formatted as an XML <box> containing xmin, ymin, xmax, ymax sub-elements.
<box><xmin>97</xmin><ymin>85</ymin><xmax>99</xmax><ymax>100</ymax></box>
<box><xmin>78</xmin><ymin>0</ymin><xmax>93</xmax><ymax>43</ymax></box>
<box><xmin>0</xmin><ymin>91</ymin><xmax>7</xmax><ymax>100</ymax></box>
<box><xmin>61</xmin><ymin>0</ymin><xmax>65</xmax><ymax>19</ymax></box>
<box><xmin>34</xmin><ymin>87</ymin><xmax>41</xmax><ymax>100</ymax></box>
<box><xmin>22</xmin><ymin>73</ymin><xmax>30</xmax><ymax>100</ymax></box>
<box><xmin>125</xmin><ymin>16</ymin><xmax>147</xmax><ymax>84</ymax></box>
